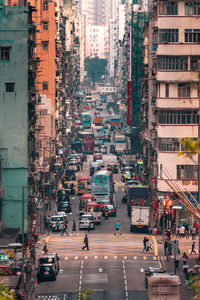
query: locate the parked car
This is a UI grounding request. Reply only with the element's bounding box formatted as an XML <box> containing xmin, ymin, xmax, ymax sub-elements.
<box><xmin>79</xmin><ymin>214</ymin><xmax>95</xmax><ymax>230</ymax></box>
<box><xmin>107</xmin><ymin>163</ymin><xmax>118</xmax><ymax>174</ymax></box>
<box><xmin>37</xmin><ymin>264</ymin><xmax>57</xmax><ymax>282</ymax></box>
<box><xmin>99</xmin><ymin>145</ymin><xmax>107</xmax><ymax>154</ymax></box>
<box><xmin>57</xmin><ymin>201</ymin><xmax>72</xmax><ymax>214</ymax></box>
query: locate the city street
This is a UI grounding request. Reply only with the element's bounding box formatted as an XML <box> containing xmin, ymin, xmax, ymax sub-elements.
<box><xmin>34</xmin><ymin>118</ymin><xmax>161</xmax><ymax>299</ymax></box>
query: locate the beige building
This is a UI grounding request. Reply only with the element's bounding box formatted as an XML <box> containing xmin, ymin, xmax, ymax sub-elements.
<box><xmin>86</xmin><ymin>25</ymin><xmax>108</xmax><ymax>59</ymax></box>
<box><xmin>152</xmin><ymin>0</ymin><xmax>199</xmax><ymax>196</ymax></box>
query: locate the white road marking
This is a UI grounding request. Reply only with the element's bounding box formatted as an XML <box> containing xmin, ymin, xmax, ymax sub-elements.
<box><xmin>122</xmin><ymin>260</ymin><xmax>128</xmax><ymax>300</ymax></box>
<box><xmin>78</xmin><ymin>260</ymin><xmax>84</xmax><ymax>300</ymax></box>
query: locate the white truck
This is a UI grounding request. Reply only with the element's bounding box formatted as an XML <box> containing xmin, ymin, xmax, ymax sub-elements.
<box><xmin>130</xmin><ymin>206</ymin><xmax>150</xmax><ymax>232</ymax></box>
<box><xmin>148</xmin><ymin>274</ymin><xmax>181</xmax><ymax>300</ymax></box>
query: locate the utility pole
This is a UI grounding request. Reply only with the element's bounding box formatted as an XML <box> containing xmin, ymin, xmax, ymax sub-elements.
<box><xmin>49</xmin><ymin>137</ymin><xmax>52</xmax><ymax>210</ymax></box>
<box><xmin>198</xmin><ymin>92</ymin><xmax>200</xmax><ymax>261</ymax></box>
<box><xmin>21</xmin><ymin>186</ymin><xmax>27</xmax><ymax>290</ymax></box>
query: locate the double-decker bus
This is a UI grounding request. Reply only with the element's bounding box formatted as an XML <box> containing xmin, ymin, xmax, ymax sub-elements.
<box><xmin>82</xmin><ymin>112</ymin><xmax>91</xmax><ymax>129</ymax></box>
<box><xmin>92</xmin><ymin>170</ymin><xmax>114</xmax><ymax>203</ymax></box>
<box><xmin>77</xmin><ymin>132</ymin><xmax>95</xmax><ymax>154</ymax></box>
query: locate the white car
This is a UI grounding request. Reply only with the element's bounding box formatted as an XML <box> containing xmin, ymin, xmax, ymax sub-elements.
<box><xmin>95</xmin><ymin>159</ymin><xmax>105</xmax><ymax>168</ymax></box>
<box><xmin>79</xmin><ymin>215</ymin><xmax>95</xmax><ymax>230</ymax></box>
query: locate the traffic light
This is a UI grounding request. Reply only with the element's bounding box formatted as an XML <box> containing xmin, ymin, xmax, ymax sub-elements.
<box><xmin>164</xmin><ymin>209</ymin><xmax>169</xmax><ymax>216</ymax></box>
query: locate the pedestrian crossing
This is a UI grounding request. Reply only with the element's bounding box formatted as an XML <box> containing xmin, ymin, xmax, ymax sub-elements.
<box><xmin>62</xmin><ymin>255</ymin><xmax>159</xmax><ymax>261</ymax></box>
<box><xmin>44</xmin><ymin>233</ymin><xmax>156</xmax><ymax>258</ymax></box>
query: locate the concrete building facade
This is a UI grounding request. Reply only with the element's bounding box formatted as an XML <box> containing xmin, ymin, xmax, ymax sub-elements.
<box><xmin>0</xmin><ymin>5</ymin><xmax>37</xmax><ymax>232</ymax></box>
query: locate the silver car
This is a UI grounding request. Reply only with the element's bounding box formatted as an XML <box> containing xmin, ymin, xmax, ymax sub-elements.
<box><xmin>79</xmin><ymin>215</ymin><xmax>95</xmax><ymax>230</ymax></box>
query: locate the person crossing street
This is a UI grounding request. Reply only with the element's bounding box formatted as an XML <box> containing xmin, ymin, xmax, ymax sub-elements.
<box><xmin>82</xmin><ymin>234</ymin><xmax>89</xmax><ymax>251</ymax></box>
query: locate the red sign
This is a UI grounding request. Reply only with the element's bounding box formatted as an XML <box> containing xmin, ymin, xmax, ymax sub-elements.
<box><xmin>127</xmin><ymin>81</ymin><xmax>132</xmax><ymax>126</ymax></box>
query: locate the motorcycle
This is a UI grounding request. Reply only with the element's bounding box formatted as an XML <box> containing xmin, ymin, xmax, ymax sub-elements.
<box><xmin>104</xmin><ymin>210</ymin><xmax>109</xmax><ymax>219</ymax></box>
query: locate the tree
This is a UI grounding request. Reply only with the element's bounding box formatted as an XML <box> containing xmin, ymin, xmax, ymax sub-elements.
<box><xmin>178</xmin><ymin>138</ymin><xmax>200</xmax><ymax>157</ymax></box>
<box><xmin>78</xmin><ymin>288</ymin><xmax>93</xmax><ymax>300</ymax></box>
<box><xmin>84</xmin><ymin>57</ymin><xmax>107</xmax><ymax>86</ymax></box>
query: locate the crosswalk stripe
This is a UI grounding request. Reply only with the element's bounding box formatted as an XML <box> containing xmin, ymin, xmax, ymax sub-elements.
<box><xmin>84</xmin><ymin>256</ymin><xmax>88</xmax><ymax>260</ymax></box>
<box><xmin>104</xmin><ymin>256</ymin><xmax>108</xmax><ymax>259</ymax></box>
<box><xmin>114</xmin><ymin>256</ymin><xmax>117</xmax><ymax>259</ymax></box>
<box><xmin>64</xmin><ymin>257</ymin><xmax>68</xmax><ymax>260</ymax></box>
<box><xmin>143</xmin><ymin>256</ymin><xmax>147</xmax><ymax>260</ymax></box>
<box><xmin>94</xmin><ymin>256</ymin><xmax>98</xmax><ymax>259</ymax></box>
<box><xmin>124</xmin><ymin>256</ymin><xmax>127</xmax><ymax>260</ymax></box>
<box><xmin>75</xmin><ymin>256</ymin><xmax>78</xmax><ymax>260</ymax></box>
<box><xmin>133</xmin><ymin>256</ymin><xmax>137</xmax><ymax>260</ymax></box>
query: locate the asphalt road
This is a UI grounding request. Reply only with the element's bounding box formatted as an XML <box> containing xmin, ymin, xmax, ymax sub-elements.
<box><xmin>35</xmin><ymin>104</ymin><xmax>161</xmax><ymax>300</ymax></box>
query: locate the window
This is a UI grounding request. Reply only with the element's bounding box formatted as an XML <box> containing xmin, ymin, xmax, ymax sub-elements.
<box><xmin>42</xmin><ymin>41</ymin><xmax>48</xmax><ymax>50</ymax></box>
<box><xmin>165</xmin><ymin>83</ymin><xmax>169</xmax><ymax>97</ymax></box>
<box><xmin>191</xmin><ymin>56</ymin><xmax>200</xmax><ymax>70</ymax></box>
<box><xmin>43</xmin><ymin>81</ymin><xmax>48</xmax><ymax>90</ymax></box>
<box><xmin>43</xmin><ymin>1</ymin><xmax>48</xmax><ymax>10</ymax></box>
<box><xmin>158</xmin><ymin>1</ymin><xmax>178</xmax><ymax>15</ymax></box>
<box><xmin>177</xmin><ymin>165</ymin><xmax>198</xmax><ymax>180</ymax></box>
<box><xmin>178</xmin><ymin>83</ymin><xmax>190</xmax><ymax>97</ymax></box>
<box><xmin>1</xmin><ymin>47</ymin><xmax>10</xmax><ymax>61</ymax></box>
<box><xmin>5</xmin><ymin>82</ymin><xmax>15</xmax><ymax>92</ymax></box>
<box><xmin>158</xmin><ymin>110</ymin><xmax>198</xmax><ymax>124</ymax></box>
<box><xmin>43</xmin><ymin>21</ymin><xmax>48</xmax><ymax>31</ymax></box>
<box><xmin>159</xmin><ymin>29</ymin><xmax>179</xmax><ymax>43</ymax></box>
<box><xmin>158</xmin><ymin>56</ymin><xmax>188</xmax><ymax>70</ymax></box>
<box><xmin>158</xmin><ymin>138</ymin><xmax>180</xmax><ymax>151</ymax></box>
<box><xmin>185</xmin><ymin>29</ymin><xmax>200</xmax><ymax>43</ymax></box>
<box><xmin>185</xmin><ymin>2</ymin><xmax>200</xmax><ymax>15</ymax></box>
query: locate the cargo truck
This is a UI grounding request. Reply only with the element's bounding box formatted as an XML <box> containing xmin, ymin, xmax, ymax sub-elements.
<box><xmin>130</xmin><ymin>206</ymin><xmax>150</xmax><ymax>232</ymax></box>
<box><xmin>148</xmin><ymin>274</ymin><xmax>181</xmax><ymax>300</ymax></box>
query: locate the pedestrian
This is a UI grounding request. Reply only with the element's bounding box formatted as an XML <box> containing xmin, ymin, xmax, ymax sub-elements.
<box><xmin>146</xmin><ymin>239</ymin><xmax>150</xmax><ymax>252</ymax></box>
<box><xmin>183</xmin><ymin>261</ymin><xmax>189</xmax><ymax>282</ymax></box>
<box><xmin>175</xmin><ymin>249</ymin><xmax>180</xmax><ymax>269</ymax></box>
<box><xmin>25</xmin><ymin>260</ymin><xmax>32</xmax><ymax>282</ymax></box>
<box><xmin>61</xmin><ymin>222</ymin><xmax>69</xmax><ymax>236</ymax></box>
<box><xmin>80</xmin><ymin>160</ymin><xmax>83</xmax><ymax>170</ymax></box>
<box><xmin>56</xmin><ymin>220</ymin><xmax>60</xmax><ymax>232</ymax></box>
<box><xmin>30</xmin><ymin>246</ymin><xmax>36</xmax><ymax>264</ymax></box>
<box><xmin>191</xmin><ymin>242</ymin><xmax>197</xmax><ymax>254</ymax></box>
<box><xmin>176</xmin><ymin>226</ymin><xmax>180</xmax><ymax>238</ymax></box>
<box><xmin>114</xmin><ymin>220</ymin><xmax>121</xmax><ymax>235</ymax></box>
<box><xmin>192</xmin><ymin>227</ymin><xmax>196</xmax><ymax>240</ymax></box>
<box><xmin>164</xmin><ymin>240</ymin><xmax>168</xmax><ymax>256</ymax></box>
<box><xmin>180</xmin><ymin>225</ymin><xmax>185</xmax><ymax>238</ymax></box>
<box><xmin>82</xmin><ymin>234</ymin><xmax>89</xmax><ymax>251</ymax></box>
<box><xmin>143</xmin><ymin>237</ymin><xmax>148</xmax><ymax>252</ymax></box>
<box><xmin>88</xmin><ymin>220</ymin><xmax>91</xmax><ymax>233</ymax></box>
<box><xmin>193</xmin><ymin>221</ymin><xmax>198</xmax><ymax>233</ymax></box>
<box><xmin>182</xmin><ymin>252</ymin><xmax>188</xmax><ymax>264</ymax></box>
<box><xmin>43</xmin><ymin>242</ymin><xmax>48</xmax><ymax>254</ymax></box>
<box><xmin>72</xmin><ymin>220</ymin><xmax>77</xmax><ymax>234</ymax></box>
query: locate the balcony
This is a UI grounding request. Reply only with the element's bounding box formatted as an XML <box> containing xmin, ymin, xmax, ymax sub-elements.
<box><xmin>156</xmin><ymin>97</ymin><xmax>199</xmax><ymax>109</ymax></box>
<box><xmin>156</xmin><ymin>70</ymin><xmax>199</xmax><ymax>82</ymax></box>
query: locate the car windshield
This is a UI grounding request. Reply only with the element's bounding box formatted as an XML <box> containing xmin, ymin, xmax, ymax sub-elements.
<box><xmin>51</xmin><ymin>217</ymin><xmax>63</xmax><ymax>222</ymax></box>
<box><xmin>39</xmin><ymin>257</ymin><xmax>55</xmax><ymax>264</ymax></box>
<box><xmin>59</xmin><ymin>203</ymin><xmax>69</xmax><ymax>207</ymax></box>
<box><xmin>105</xmin><ymin>205</ymin><xmax>114</xmax><ymax>210</ymax></box>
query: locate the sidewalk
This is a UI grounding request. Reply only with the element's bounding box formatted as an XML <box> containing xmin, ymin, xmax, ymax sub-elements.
<box><xmin>155</xmin><ymin>234</ymin><xmax>197</xmax><ymax>300</ymax></box>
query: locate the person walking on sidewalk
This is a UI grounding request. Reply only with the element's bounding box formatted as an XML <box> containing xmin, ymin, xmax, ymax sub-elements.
<box><xmin>30</xmin><ymin>246</ymin><xmax>36</xmax><ymax>264</ymax></box>
<box><xmin>82</xmin><ymin>234</ymin><xmax>89</xmax><ymax>251</ymax></box>
<box><xmin>182</xmin><ymin>252</ymin><xmax>188</xmax><ymax>264</ymax></box>
<box><xmin>114</xmin><ymin>220</ymin><xmax>121</xmax><ymax>235</ymax></box>
<box><xmin>143</xmin><ymin>237</ymin><xmax>148</xmax><ymax>252</ymax></box>
<box><xmin>192</xmin><ymin>227</ymin><xmax>196</xmax><ymax>240</ymax></box>
<box><xmin>183</xmin><ymin>261</ymin><xmax>189</xmax><ymax>283</ymax></box>
<box><xmin>25</xmin><ymin>260</ymin><xmax>32</xmax><ymax>282</ymax></box>
<box><xmin>191</xmin><ymin>242</ymin><xmax>197</xmax><ymax>254</ymax></box>
<box><xmin>175</xmin><ymin>249</ymin><xmax>180</xmax><ymax>269</ymax></box>
<box><xmin>180</xmin><ymin>225</ymin><xmax>185</xmax><ymax>238</ymax></box>
<box><xmin>72</xmin><ymin>220</ymin><xmax>77</xmax><ymax>234</ymax></box>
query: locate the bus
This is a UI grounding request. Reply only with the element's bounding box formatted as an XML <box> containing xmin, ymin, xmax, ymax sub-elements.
<box><xmin>77</xmin><ymin>132</ymin><xmax>95</xmax><ymax>154</ymax></box>
<box><xmin>92</xmin><ymin>170</ymin><xmax>114</xmax><ymax>203</ymax></box>
<box><xmin>77</xmin><ymin>176</ymin><xmax>91</xmax><ymax>195</ymax></box>
<box><xmin>82</xmin><ymin>112</ymin><xmax>91</xmax><ymax>129</ymax></box>
<box><xmin>126</xmin><ymin>184</ymin><xmax>149</xmax><ymax>216</ymax></box>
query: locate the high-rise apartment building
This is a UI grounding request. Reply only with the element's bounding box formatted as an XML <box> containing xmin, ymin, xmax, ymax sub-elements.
<box><xmin>86</xmin><ymin>25</ymin><xmax>108</xmax><ymax>59</ymax></box>
<box><xmin>79</xmin><ymin>0</ymin><xmax>97</xmax><ymax>25</ymax></box>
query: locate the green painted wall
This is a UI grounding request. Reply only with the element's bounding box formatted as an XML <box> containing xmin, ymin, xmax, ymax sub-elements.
<box><xmin>0</xmin><ymin>6</ymin><xmax>29</xmax><ymax>232</ymax></box>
